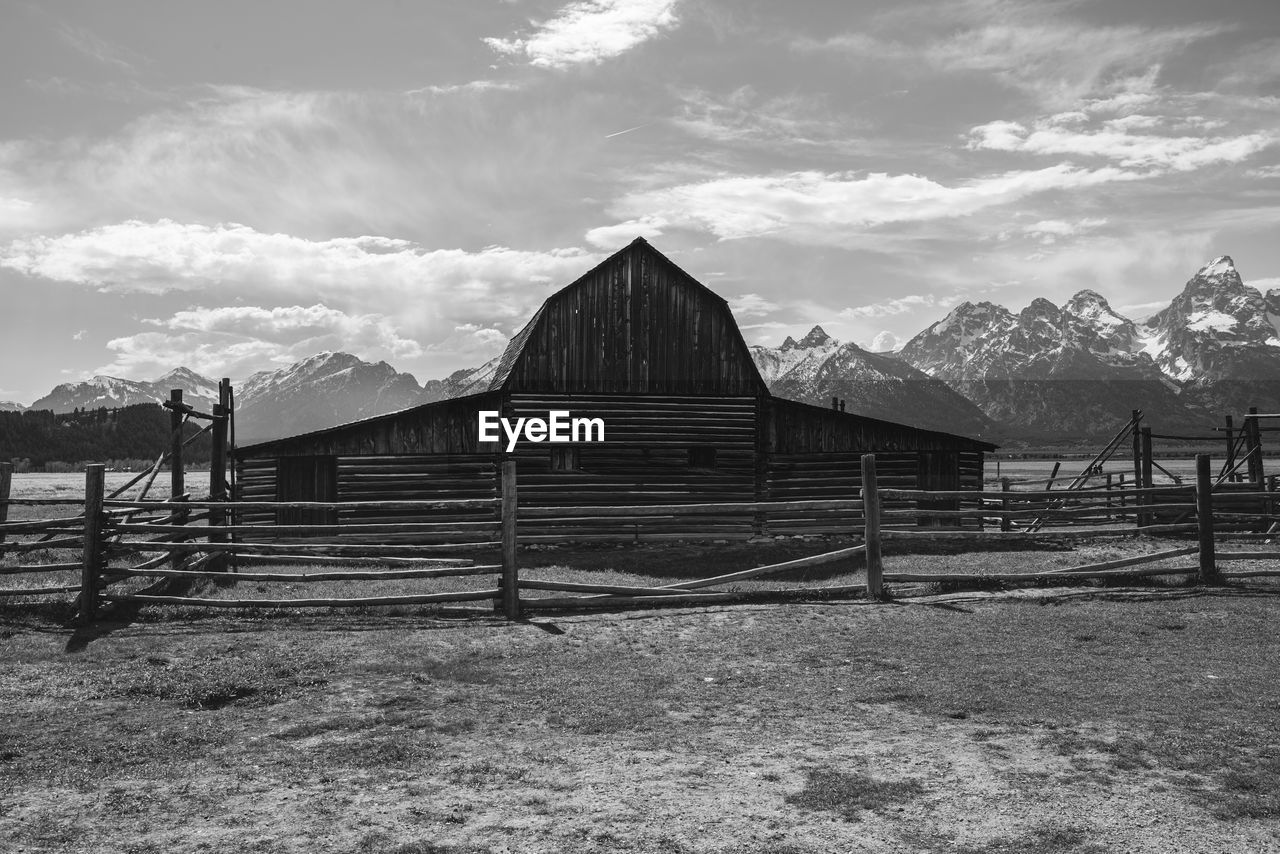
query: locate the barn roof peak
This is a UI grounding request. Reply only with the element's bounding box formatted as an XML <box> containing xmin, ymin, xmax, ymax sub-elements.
<box><xmin>487</xmin><ymin>237</ymin><xmax>759</xmax><ymax>392</ymax></box>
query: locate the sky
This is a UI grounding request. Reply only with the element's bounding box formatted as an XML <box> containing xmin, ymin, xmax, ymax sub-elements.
<box><xmin>1</xmin><ymin>0</ymin><xmax>1279</xmax><ymax>403</ymax></box>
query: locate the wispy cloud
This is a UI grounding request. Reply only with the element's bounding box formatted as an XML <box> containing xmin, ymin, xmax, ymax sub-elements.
<box><xmin>727</xmin><ymin>293</ymin><xmax>779</xmax><ymax>317</ymax></box>
<box><xmin>797</xmin><ymin>4</ymin><xmax>1226</xmax><ymax>108</ymax></box>
<box><xmin>604</xmin><ymin>164</ymin><xmax>1144</xmax><ymax>246</ymax></box>
<box><xmin>57</xmin><ymin>23</ymin><xmax>146</xmax><ymax>73</ymax></box>
<box><xmin>485</xmin><ymin>0</ymin><xmax>680</xmax><ymax>69</ymax></box>
<box><xmin>840</xmin><ymin>294</ymin><xmax>959</xmax><ymax>320</ymax></box>
<box><xmin>968</xmin><ymin>116</ymin><xmax>1274</xmax><ymax>172</ymax></box>
<box><xmin>584</xmin><ymin>216</ymin><xmax>667</xmax><ymax>249</ymax></box>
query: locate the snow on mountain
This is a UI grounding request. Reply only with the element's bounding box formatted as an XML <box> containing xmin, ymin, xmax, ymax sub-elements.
<box><xmin>234</xmin><ymin>352</ymin><xmax>426</xmax><ymax>442</ymax></box>
<box><xmin>900</xmin><ymin>290</ymin><xmax>1201</xmax><ymax>436</ymax></box>
<box><xmin>750</xmin><ymin>326</ymin><xmax>994</xmax><ymax>437</ymax></box>
<box><xmin>28</xmin><ymin>369</ymin><xmax>220</xmax><ymax>414</ymax></box>
<box><xmin>0</xmin><ymin>401</ymin><xmax>27</xmax><ymax>412</ymax></box>
<box><xmin>1139</xmin><ymin>256</ymin><xmax>1280</xmax><ymax>414</ymax></box>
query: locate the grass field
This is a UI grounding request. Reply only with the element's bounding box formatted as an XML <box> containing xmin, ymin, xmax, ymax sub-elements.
<box><xmin>3</xmin><ymin>475</ymin><xmax>1280</xmax><ymax>851</ymax></box>
<box><xmin>2</xmin><ymin>584</ymin><xmax>1279</xmax><ymax>853</ymax></box>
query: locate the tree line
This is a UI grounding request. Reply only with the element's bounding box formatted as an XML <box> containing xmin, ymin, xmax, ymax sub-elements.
<box><xmin>0</xmin><ymin>404</ymin><xmax>214</xmax><ymax>470</ymax></box>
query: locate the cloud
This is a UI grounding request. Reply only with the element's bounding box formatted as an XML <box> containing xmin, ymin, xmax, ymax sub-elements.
<box><xmin>798</xmin><ymin>5</ymin><xmax>1225</xmax><ymax>109</ymax></box>
<box><xmin>584</xmin><ymin>216</ymin><xmax>667</xmax><ymax>248</ymax></box>
<box><xmin>2</xmin><ymin>219</ymin><xmax>601</xmax><ymax>360</ymax></box>
<box><xmin>840</xmin><ymin>294</ymin><xmax>959</xmax><ymax>320</ymax></box>
<box><xmin>99</xmin><ymin>303</ymin><xmax>423</xmax><ymax>381</ymax></box>
<box><xmin>57</xmin><ymin>23</ymin><xmax>146</xmax><ymax>73</ymax></box>
<box><xmin>1021</xmin><ymin>217</ymin><xmax>1109</xmax><ymax>244</ymax></box>
<box><xmin>727</xmin><ymin>293</ymin><xmax>778</xmax><ymax>317</ymax></box>
<box><xmin>404</xmin><ymin>80</ymin><xmax>522</xmax><ymax>97</ymax></box>
<box><xmin>671</xmin><ymin>87</ymin><xmax>864</xmax><ymax>151</ymax></box>
<box><xmin>867</xmin><ymin>331</ymin><xmax>900</xmax><ymax>352</ymax></box>
<box><xmin>968</xmin><ymin>118</ymin><xmax>1275</xmax><ymax>172</ymax></box>
<box><xmin>484</xmin><ymin>0</ymin><xmax>679</xmax><ymax>69</ymax></box>
<box><xmin>1249</xmin><ymin>277</ymin><xmax>1280</xmax><ymax>293</ymax></box>
<box><xmin>603</xmin><ymin>164</ymin><xmax>1144</xmax><ymax>246</ymax></box>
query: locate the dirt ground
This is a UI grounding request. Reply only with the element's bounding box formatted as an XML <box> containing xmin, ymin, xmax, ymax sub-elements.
<box><xmin>2</xmin><ymin>581</ymin><xmax>1279</xmax><ymax>854</ymax></box>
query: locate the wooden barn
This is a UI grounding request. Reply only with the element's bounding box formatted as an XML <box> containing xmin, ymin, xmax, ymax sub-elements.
<box><xmin>232</xmin><ymin>238</ymin><xmax>995</xmax><ymax>540</ymax></box>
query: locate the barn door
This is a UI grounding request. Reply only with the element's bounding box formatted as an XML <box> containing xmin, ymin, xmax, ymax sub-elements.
<box><xmin>276</xmin><ymin>455</ymin><xmax>338</xmax><ymax>527</ymax></box>
<box><xmin>917</xmin><ymin>452</ymin><xmax>960</xmax><ymax>527</ymax></box>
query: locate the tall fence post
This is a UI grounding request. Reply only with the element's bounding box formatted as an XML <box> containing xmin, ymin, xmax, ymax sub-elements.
<box><xmin>1139</xmin><ymin>426</ymin><xmax>1154</xmax><ymax>527</ymax></box>
<box><xmin>1246</xmin><ymin>407</ymin><xmax>1265</xmax><ymax>485</ymax></box>
<box><xmin>861</xmin><ymin>453</ymin><xmax>883</xmax><ymax>600</ymax></box>
<box><xmin>500</xmin><ymin>459</ymin><xmax>520</xmax><ymax>619</ymax></box>
<box><xmin>1195</xmin><ymin>454</ymin><xmax>1219</xmax><ymax>585</ymax></box>
<box><xmin>79</xmin><ymin>464</ymin><xmax>105</xmax><ymax>625</ymax></box>
<box><xmin>999</xmin><ymin>477</ymin><xmax>1011</xmax><ymax>532</ymax></box>
<box><xmin>169</xmin><ymin>389</ymin><xmax>186</xmax><ymax>573</ymax></box>
<box><xmin>210</xmin><ymin>394</ymin><xmax>228</xmax><ymax>572</ymax></box>
<box><xmin>0</xmin><ymin>461</ymin><xmax>11</xmax><ymax>546</ymax></box>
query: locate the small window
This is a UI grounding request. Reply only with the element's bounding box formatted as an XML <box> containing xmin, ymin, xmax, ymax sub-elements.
<box><xmin>688</xmin><ymin>447</ymin><xmax>717</xmax><ymax>470</ymax></box>
<box><xmin>550</xmin><ymin>446</ymin><xmax>580</xmax><ymax>472</ymax></box>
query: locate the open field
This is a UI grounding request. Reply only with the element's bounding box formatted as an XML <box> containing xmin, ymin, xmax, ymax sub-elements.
<box><xmin>4</xmin><ymin>472</ymin><xmax>1280</xmax><ymax>851</ymax></box>
<box><xmin>3</xmin><ymin>584</ymin><xmax>1280</xmax><ymax>853</ymax></box>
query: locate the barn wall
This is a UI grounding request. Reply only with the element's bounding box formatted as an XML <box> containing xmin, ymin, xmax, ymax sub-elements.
<box><xmin>766</xmin><ymin>398</ymin><xmax>990</xmax><ymax>454</ymax></box>
<box><xmin>500</xmin><ymin>244</ymin><xmax>762</xmax><ymax>395</ymax></box>
<box><xmin>505</xmin><ymin>392</ymin><xmax>759</xmax><ymax>539</ymax></box>
<box><xmin>235</xmin><ymin>391</ymin><xmax>504</xmax><ymax>458</ymax></box>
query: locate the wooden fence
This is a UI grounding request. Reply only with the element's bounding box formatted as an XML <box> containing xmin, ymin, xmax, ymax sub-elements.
<box><xmin>3</xmin><ymin>451</ymin><xmax>1279</xmax><ymax>624</ymax></box>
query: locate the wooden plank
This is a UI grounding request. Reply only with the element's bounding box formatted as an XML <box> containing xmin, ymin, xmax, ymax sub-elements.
<box><xmin>111</xmin><ymin>540</ymin><xmax>494</xmax><ymax>556</ymax></box>
<box><xmin>105</xmin><ymin>498</ymin><xmax>499</xmax><ymax>511</ymax></box>
<box><xmin>0</xmin><ymin>584</ymin><xmax>83</xmax><ymax>597</ymax></box>
<box><xmin>0</xmin><ymin>562</ymin><xmax>82</xmax><ymax>575</ymax></box>
<box><xmin>79</xmin><ymin>464</ymin><xmax>105</xmax><ymax>625</ymax></box>
<box><xmin>500</xmin><ymin>459</ymin><xmax>519</xmax><ymax>619</ymax></box>
<box><xmin>103</xmin><ymin>589</ymin><xmax>503</xmax><ymax>608</ymax></box>
<box><xmin>1042</xmin><ymin>546</ymin><xmax>1198</xmax><ymax>574</ymax></box>
<box><xmin>119</xmin><ymin>564</ymin><xmax>500</xmax><ymax>581</ymax></box>
<box><xmin>883</xmin><ymin>565</ymin><xmax>1197</xmax><ymax>583</ymax></box>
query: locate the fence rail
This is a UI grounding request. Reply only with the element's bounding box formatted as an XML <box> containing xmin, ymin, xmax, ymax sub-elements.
<box><xmin>3</xmin><ymin>448</ymin><xmax>1279</xmax><ymax>624</ymax></box>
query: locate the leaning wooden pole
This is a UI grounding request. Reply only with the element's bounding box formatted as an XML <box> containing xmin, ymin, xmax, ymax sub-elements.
<box><xmin>209</xmin><ymin>399</ymin><xmax>228</xmax><ymax>571</ymax></box>
<box><xmin>79</xmin><ymin>464</ymin><xmax>106</xmax><ymax>625</ymax></box>
<box><xmin>1195</xmin><ymin>454</ymin><xmax>1219</xmax><ymax>585</ymax></box>
<box><xmin>861</xmin><ymin>453</ymin><xmax>884</xmax><ymax>600</ymax></box>
<box><xmin>500</xmin><ymin>459</ymin><xmax>520</xmax><ymax>619</ymax></box>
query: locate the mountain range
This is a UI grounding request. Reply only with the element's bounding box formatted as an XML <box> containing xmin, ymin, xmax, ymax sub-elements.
<box><xmin>10</xmin><ymin>256</ymin><xmax>1279</xmax><ymax>445</ymax></box>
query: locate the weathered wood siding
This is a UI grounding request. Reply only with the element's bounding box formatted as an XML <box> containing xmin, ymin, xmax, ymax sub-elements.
<box><xmin>497</xmin><ymin>242</ymin><xmax>762</xmax><ymax>395</ymax></box>
<box><xmin>238</xmin><ymin>391</ymin><xmax>504</xmax><ymax>458</ymax></box>
<box><xmin>505</xmin><ymin>393</ymin><xmax>758</xmax><ymax>540</ymax></box>
<box><xmin>766</xmin><ymin>397</ymin><xmax>991</xmax><ymax>454</ymax></box>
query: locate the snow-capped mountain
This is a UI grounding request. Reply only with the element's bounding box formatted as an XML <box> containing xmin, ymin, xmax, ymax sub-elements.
<box><xmin>1137</xmin><ymin>256</ymin><xmax>1280</xmax><ymax>416</ymax></box>
<box><xmin>28</xmin><ymin>370</ymin><xmax>220</xmax><ymax>414</ymax></box>
<box><xmin>750</xmin><ymin>326</ymin><xmax>995</xmax><ymax>437</ymax></box>
<box><xmin>0</xmin><ymin>401</ymin><xmax>26</xmax><ymax>412</ymax></box>
<box><xmin>235</xmin><ymin>352</ymin><xmax>425</xmax><ymax>441</ymax></box>
<box><xmin>898</xmin><ymin>256</ymin><xmax>1280</xmax><ymax>436</ymax></box>
<box><xmin>423</xmin><ymin>358</ymin><xmax>501</xmax><ymax>402</ymax></box>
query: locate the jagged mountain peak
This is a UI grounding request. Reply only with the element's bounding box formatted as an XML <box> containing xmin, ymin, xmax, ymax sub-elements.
<box><xmin>796</xmin><ymin>325</ymin><xmax>835</xmax><ymax>348</ymax></box>
<box><xmin>779</xmin><ymin>335</ymin><xmax>799</xmax><ymax>351</ymax></box>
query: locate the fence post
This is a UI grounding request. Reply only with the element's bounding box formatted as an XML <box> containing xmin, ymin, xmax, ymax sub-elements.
<box><xmin>1246</xmin><ymin>407</ymin><xmax>1265</xmax><ymax>485</ymax></box>
<box><xmin>1139</xmin><ymin>426</ymin><xmax>1154</xmax><ymax>527</ymax></box>
<box><xmin>169</xmin><ymin>390</ymin><xmax>186</xmax><ymax>573</ymax></box>
<box><xmin>999</xmin><ymin>477</ymin><xmax>1011</xmax><ymax>532</ymax></box>
<box><xmin>209</xmin><ymin>398</ymin><xmax>228</xmax><ymax>572</ymax></box>
<box><xmin>1195</xmin><ymin>454</ymin><xmax>1219</xmax><ymax>585</ymax></box>
<box><xmin>0</xmin><ymin>461</ymin><xmax>11</xmax><ymax>546</ymax></box>
<box><xmin>79</xmin><ymin>464</ymin><xmax>105</xmax><ymax>625</ymax></box>
<box><xmin>500</xmin><ymin>459</ymin><xmax>520</xmax><ymax>619</ymax></box>
<box><xmin>861</xmin><ymin>454</ymin><xmax>883</xmax><ymax>601</ymax></box>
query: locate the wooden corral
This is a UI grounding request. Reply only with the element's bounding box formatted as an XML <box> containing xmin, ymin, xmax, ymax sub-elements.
<box><xmin>232</xmin><ymin>238</ymin><xmax>995</xmax><ymax>540</ymax></box>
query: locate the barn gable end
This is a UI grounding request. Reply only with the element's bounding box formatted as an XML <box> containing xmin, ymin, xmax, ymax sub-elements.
<box><xmin>490</xmin><ymin>238</ymin><xmax>765</xmax><ymax>396</ymax></box>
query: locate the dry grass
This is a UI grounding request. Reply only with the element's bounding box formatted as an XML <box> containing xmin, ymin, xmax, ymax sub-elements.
<box><xmin>2</xmin><ymin>578</ymin><xmax>1280</xmax><ymax>852</ymax></box>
